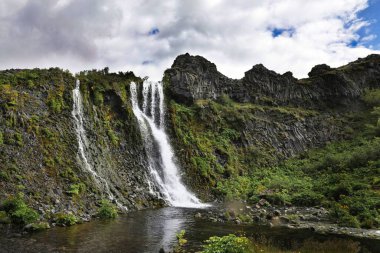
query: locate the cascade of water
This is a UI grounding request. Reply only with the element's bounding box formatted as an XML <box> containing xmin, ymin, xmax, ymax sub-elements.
<box><xmin>72</xmin><ymin>80</ymin><xmax>127</xmax><ymax>211</ymax></box>
<box><xmin>130</xmin><ymin>81</ymin><xmax>207</xmax><ymax>208</ymax></box>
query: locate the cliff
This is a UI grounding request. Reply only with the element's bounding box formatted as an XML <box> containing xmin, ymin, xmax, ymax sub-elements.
<box><xmin>165</xmin><ymin>53</ymin><xmax>380</xmax><ymax>108</ymax></box>
<box><xmin>1</xmin><ymin>53</ymin><xmax>379</xmax><ymax>229</ymax></box>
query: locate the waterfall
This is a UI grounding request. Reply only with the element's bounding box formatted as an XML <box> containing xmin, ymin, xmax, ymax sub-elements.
<box><xmin>72</xmin><ymin>80</ymin><xmax>127</xmax><ymax>211</ymax></box>
<box><xmin>130</xmin><ymin>81</ymin><xmax>207</xmax><ymax>208</ymax></box>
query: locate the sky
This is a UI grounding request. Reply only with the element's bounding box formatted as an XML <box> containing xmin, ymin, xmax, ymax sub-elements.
<box><xmin>0</xmin><ymin>0</ymin><xmax>380</xmax><ymax>80</ymax></box>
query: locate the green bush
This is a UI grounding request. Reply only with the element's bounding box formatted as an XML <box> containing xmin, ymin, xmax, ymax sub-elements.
<box><xmin>67</xmin><ymin>183</ymin><xmax>86</xmax><ymax>196</ymax></box>
<box><xmin>202</xmin><ymin>234</ymin><xmax>255</xmax><ymax>253</ymax></box>
<box><xmin>329</xmin><ymin>204</ymin><xmax>360</xmax><ymax>228</ymax></box>
<box><xmin>54</xmin><ymin>212</ymin><xmax>78</xmax><ymax>226</ymax></box>
<box><xmin>97</xmin><ymin>199</ymin><xmax>118</xmax><ymax>219</ymax></box>
<box><xmin>291</xmin><ymin>192</ymin><xmax>323</xmax><ymax>206</ymax></box>
<box><xmin>0</xmin><ymin>193</ymin><xmax>39</xmax><ymax>224</ymax></box>
<box><xmin>0</xmin><ymin>132</ymin><xmax>3</xmax><ymax>145</ymax></box>
<box><xmin>362</xmin><ymin>89</ymin><xmax>380</xmax><ymax>106</ymax></box>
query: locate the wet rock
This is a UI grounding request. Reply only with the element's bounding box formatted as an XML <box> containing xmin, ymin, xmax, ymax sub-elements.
<box><xmin>194</xmin><ymin>212</ymin><xmax>202</xmax><ymax>219</ymax></box>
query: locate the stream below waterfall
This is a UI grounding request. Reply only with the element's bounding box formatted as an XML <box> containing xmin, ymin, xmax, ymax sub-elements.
<box><xmin>1</xmin><ymin>207</ymin><xmax>379</xmax><ymax>253</ymax></box>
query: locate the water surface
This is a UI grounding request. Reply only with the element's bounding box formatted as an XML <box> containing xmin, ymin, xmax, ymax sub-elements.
<box><xmin>1</xmin><ymin>207</ymin><xmax>379</xmax><ymax>253</ymax></box>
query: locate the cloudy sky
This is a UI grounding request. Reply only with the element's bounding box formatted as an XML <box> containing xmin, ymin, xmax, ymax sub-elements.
<box><xmin>1</xmin><ymin>0</ymin><xmax>380</xmax><ymax>80</ymax></box>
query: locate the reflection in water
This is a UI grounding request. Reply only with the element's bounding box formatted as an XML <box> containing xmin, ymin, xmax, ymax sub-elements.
<box><xmin>0</xmin><ymin>207</ymin><xmax>379</xmax><ymax>253</ymax></box>
<box><xmin>159</xmin><ymin>208</ymin><xmax>185</xmax><ymax>251</ymax></box>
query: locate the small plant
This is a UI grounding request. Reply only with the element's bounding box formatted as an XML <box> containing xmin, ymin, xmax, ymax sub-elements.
<box><xmin>67</xmin><ymin>183</ymin><xmax>86</xmax><ymax>196</ymax></box>
<box><xmin>97</xmin><ymin>199</ymin><xmax>118</xmax><ymax>219</ymax></box>
<box><xmin>54</xmin><ymin>212</ymin><xmax>78</xmax><ymax>226</ymax></box>
<box><xmin>173</xmin><ymin>230</ymin><xmax>188</xmax><ymax>253</ymax></box>
<box><xmin>0</xmin><ymin>211</ymin><xmax>11</xmax><ymax>224</ymax></box>
<box><xmin>0</xmin><ymin>171</ymin><xmax>10</xmax><ymax>181</ymax></box>
<box><xmin>14</xmin><ymin>132</ymin><xmax>23</xmax><ymax>147</ymax></box>
<box><xmin>201</xmin><ymin>234</ymin><xmax>255</xmax><ymax>253</ymax></box>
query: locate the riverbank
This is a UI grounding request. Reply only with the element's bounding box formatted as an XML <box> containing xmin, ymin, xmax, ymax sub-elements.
<box><xmin>194</xmin><ymin>202</ymin><xmax>380</xmax><ymax>240</ymax></box>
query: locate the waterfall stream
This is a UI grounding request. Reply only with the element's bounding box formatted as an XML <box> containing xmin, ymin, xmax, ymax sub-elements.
<box><xmin>72</xmin><ymin>80</ymin><xmax>126</xmax><ymax>211</ymax></box>
<box><xmin>130</xmin><ymin>81</ymin><xmax>207</xmax><ymax>208</ymax></box>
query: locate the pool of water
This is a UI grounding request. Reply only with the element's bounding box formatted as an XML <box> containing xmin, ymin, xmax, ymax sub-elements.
<box><xmin>0</xmin><ymin>207</ymin><xmax>379</xmax><ymax>253</ymax></box>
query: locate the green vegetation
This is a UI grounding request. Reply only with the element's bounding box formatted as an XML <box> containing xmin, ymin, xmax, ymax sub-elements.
<box><xmin>201</xmin><ymin>234</ymin><xmax>254</xmax><ymax>253</ymax></box>
<box><xmin>97</xmin><ymin>199</ymin><xmax>118</xmax><ymax>219</ymax></box>
<box><xmin>54</xmin><ymin>212</ymin><xmax>78</xmax><ymax>226</ymax></box>
<box><xmin>67</xmin><ymin>183</ymin><xmax>86</xmax><ymax>196</ymax></box>
<box><xmin>169</xmin><ymin>89</ymin><xmax>380</xmax><ymax>228</ymax></box>
<box><xmin>25</xmin><ymin>221</ymin><xmax>50</xmax><ymax>231</ymax></box>
<box><xmin>173</xmin><ymin>230</ymin><xmax>188</xmax><ymax>253</ymax></box>
<box><xmin>0</xmin><ymin>193</ymin><xmax>39</xmax><ymax>225</ymax></box>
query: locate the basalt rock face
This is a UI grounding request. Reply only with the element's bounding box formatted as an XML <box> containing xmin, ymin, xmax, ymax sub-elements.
<box><xmin>0</xmin><ymin>69</ymin><xmax>163</xmax><ymax>225</ymax></box>
<box><xmin>165</xmin><ymin>53</ymin><xmax>380</xmax><ymax>109</ymax></box>
<box><xmin>165</xmin><ymin>54</ymin><xmax>380</xmax><ymax>197</ymax></box>
<box><xmin>165</xmin><ymin>53</ymin><xmax>242</xmax><ymax>103</ymax></box>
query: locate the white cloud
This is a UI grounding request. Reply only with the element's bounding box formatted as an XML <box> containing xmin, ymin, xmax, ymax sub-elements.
<box><xmin>0</xmin><ymin>0</ymin><xmax>379</xmax><ymax>80</ymax></box>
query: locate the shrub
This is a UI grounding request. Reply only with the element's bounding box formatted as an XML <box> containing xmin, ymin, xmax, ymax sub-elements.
<box><xmin>362</xmin><ymin>89</ymin><xmax>380</xmax><ymax>106</ymax></box>
<box><xmin>0</xmin><ymin>193</ymin><xmax>39</xmax><ymax>224</ymax></box>
<box><xmin>329</xmin><ymin>204</ymin><xmax>360</xmax><ymax>228</ymax></box>
<box><xmin>54</xmin><ymin>212</ymin><xmax>78</xmax><ymax>226</ymax></box>
<box><xmin>0</xmin><ymin>132</ymin><xmax>3</xmax><ymax>145</ymax></box>
<box><xmin>201</xmin><ymin>234</ymin><xmax>255</xmax><ymax>253</ymax></box>
<box><xmin>291</xmin><ymin>192</ymin><xmax>323</xmax><ymax>206</ymax></box>
<box><xmin>67</xmin><ymin>183</ymin><xmax>86</xmax><ymax>196</ymax></box>
<box><xmin>97</xmin><ymin>199</ymin><xmax>118</xmax><ymax>219</ymax></box>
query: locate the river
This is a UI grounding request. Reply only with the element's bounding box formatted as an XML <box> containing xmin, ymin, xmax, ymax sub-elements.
<box><xmin>0</xmin><ymin>207</ymin><xmax>379</xmax><ymax>253</ymax></box>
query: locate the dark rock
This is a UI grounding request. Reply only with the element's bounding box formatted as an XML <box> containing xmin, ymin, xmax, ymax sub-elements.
<box><xmin>308</xmin><ymin>64</ymin><xmax>332</xmax><ymax>77</ymax></box>
<box><xmin>166</xmin><ymin>53</ymin><xmax>380</xmax><ymax>109</ymax></box>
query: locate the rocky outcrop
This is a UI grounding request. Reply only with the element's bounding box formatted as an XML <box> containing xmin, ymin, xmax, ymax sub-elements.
<box><xmin>165</xmin><ymin>53</ymin><xmax>380</xmax><ymax>109</ymax></box>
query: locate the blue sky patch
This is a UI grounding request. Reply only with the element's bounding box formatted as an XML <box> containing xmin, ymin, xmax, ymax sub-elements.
<box><xmin>357</xmin><ymin>0</ymin><xmax>380</xmax><ymax>49</ymax></box>
<box><xmin>142</xmin><ymin>60</ymin><xmax>153</xmax><ymax>65</ymax></box>
<box><xmin>148</xmin><ymin>27</ymin><xmax>160</xmax><ymax>36</ymax></box>
<box><xmin>271</xmin><ymin>27</ymin><xmax>295</xmax><ymax>38</ymax></box>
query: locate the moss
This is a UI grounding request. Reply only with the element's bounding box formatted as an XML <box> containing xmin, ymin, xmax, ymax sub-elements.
<box><xmin>0</xmin><ymin>171</ymin><xmax>10</xmax><ymax>181</ymax></box>
<box><xmin>107</xmin><ymin>129</ymin><xmax>119</xmax><ymax>145</ymax></box>
<box><xmin>54</xmin><ymin>212</ymin><xmax>78</xmax><ymax>226</ymax></box>
<box><xmin>26</xmin><ymin>221</ymin><xmax>50</xmax><ymax>231</ymax></box>
<box><xmin>0</xmin><ymin>211</ymin><xmax>11</xmax><ymax>224</ymax></box>
<box><xmin>14</xmin><ymin>132</ymin><xmax>23</xmax><ymax>146</ymax></box>
<box><xmin>66</xmin><ymin>183</ymin><xmax>86</xmax><ymax>196</ymax></box>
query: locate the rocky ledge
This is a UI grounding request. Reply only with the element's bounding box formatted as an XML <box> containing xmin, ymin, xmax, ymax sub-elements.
<box><xmin>165</xmin><ymin>53</ymin><xmax>380</xmax><ymax>109</ymax></box>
